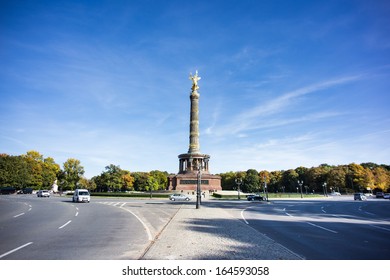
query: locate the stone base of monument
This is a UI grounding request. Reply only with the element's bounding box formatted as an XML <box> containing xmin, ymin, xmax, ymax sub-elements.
<box><xmin>167</xmin><ymin>173</ymin><xmax>222</xmax><ymax>192</ymax></box>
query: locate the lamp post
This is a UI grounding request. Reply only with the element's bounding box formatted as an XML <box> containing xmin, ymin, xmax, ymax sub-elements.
<box><xmin>196</xmin><ymin>165</ymin><xmax>202</xmax><ymax>209</ymax></box>
<box><xmin>264</xmin><ymin>175</ymin><xmax>269</xmax><ymax>202</ymax></box>
<box><xmin>235</xmin><ymin>178</ymin><xmax>242</xmax><ymax>200</ymax></box>
<box><xmin>298</xmin><ymin>180</ymin><xmax>303</xmax><ymax>199</ymax></box>
<box><xmin>322</xmin><ymin>182</ymin><xmax>328</xmax><ymax>197</ymax></box>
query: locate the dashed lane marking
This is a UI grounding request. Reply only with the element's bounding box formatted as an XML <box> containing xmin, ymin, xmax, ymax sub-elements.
<box><xmin>58</xmin><ymin>220</ymin><xmax>72</xmax><ymax>229</ymax></box>
<box><xmin>0</xmin><ymin>242</ymin><xmax>33</xmax><ymax>259</ymax></box>
<box><xmin>13</xmin><ymin>213</ymin><xmax>25</xmax><ymax>218</ymax></box>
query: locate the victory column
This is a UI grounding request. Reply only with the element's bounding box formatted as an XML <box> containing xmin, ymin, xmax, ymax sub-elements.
<box><xmin>167</xmin><ymin>71</ymin><xmax>221</xmax><ymax>194</ymax></box>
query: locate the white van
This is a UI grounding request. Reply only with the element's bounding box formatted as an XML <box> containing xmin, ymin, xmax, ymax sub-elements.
<box><xmin>72</xmin><ymin>189</ymin><xmax>90</xmax><ymax>203</ymax></box>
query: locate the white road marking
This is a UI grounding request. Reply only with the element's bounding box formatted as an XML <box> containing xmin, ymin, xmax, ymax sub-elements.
<box><xmin>75</xmin><ymin>212</ymin><xmax>79</xmax><ymax>217</ymax></box>
<box><xmin>58</xmin><ymin>220</ymin><xmax>72</xmax><ymax>229</ymax></box>
<box><xmin>370</xmin><ymin>224</ymin><xmax>390</xmax><ymax>232</ymax></box>
<box><xmin>241</xmin><ymin>207</ymin><xmax>251</xmax><ymax>224</ymax></box>
<box><xmin>0</xmin><ymin>242</ymin><xmax>33</xmax><ymax>259</ymax></box>
<box><xmin>285</xmin><ymin>212</ymin><xmax>293</xmax><ymax>217</ymax></box>
<box><xmin>358</xmin><ymin>206</ymin><xmax>375</xmax><ymax>216</ymax></box>
<box><xmin>306</xmin><ymin>222</ymin><xmax>338</xmax><ymax>233</ymax></box>
<box><xmin>119</xmin><ymin>206</ymin><xmax>153</xmax><ymax>241</ymax></box>
<box><xmin>13</xmin><ymin>213</ymin><xmax>25</xmax><ymax>218</ymax></box>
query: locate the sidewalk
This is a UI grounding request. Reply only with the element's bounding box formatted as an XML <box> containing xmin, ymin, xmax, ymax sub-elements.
<box><xmin>141</xmin><ymin>203</ymin><xmax>303</xmax><ymax>260</ymax></box>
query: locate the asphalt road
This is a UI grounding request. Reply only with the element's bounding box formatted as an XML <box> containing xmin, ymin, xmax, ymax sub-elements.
<box><xmin>0</xmin><ymin>194</ymin><xmax>180</xmax><ymax>260</ymax></box>
<box><xmin>1</xmin><ymin>194</ymin><xmax>389</xmax><ymax>260</ymax></box>
<box><xmin>233</xmin><ymin>196</ymin><xmax>390</xmax><ymax>259</ymax></box>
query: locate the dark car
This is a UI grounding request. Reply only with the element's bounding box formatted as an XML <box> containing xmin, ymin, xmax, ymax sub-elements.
<box><xmin>22</xmin><ymin>188</ymin><xmax>33</xmax><ymax>194</ymax></box>
<box><xmin>247</xmin><ymin>194</ymin><xmax>264</xmax><ymax>201</ymax></box>
<box><xmin>0</xmin><ymin>187</ymin><xmax>16</xmax><ymax>195</ymax></box>
<box><xmin>376</xmin><ymin>192</ymin><xmax>384</xmax><ymax>198</ymax></box>
<box><xmin>354</xmin><ymin>193</ymin><xmax>367</xmax><ymax>201</ymax></box>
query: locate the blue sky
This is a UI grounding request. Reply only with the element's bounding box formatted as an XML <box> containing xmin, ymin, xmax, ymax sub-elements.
<box><xmin>1</xmin><ymin>0</ymin><xmax>389</xmax><ymax>178</ymax></box>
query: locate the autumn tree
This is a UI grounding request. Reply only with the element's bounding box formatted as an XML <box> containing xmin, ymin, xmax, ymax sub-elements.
<box><xmin>268</xmin><ymin>170</ymin><xmax>283</xmax><ymax>192</ymax></box>
<box><xmin>327</xmin><ymin>165</ymin><xmax>347</xmax><ymax>193</ymax></box>
<box><xmin>121</xmin><ymin>170</ymin><xmax>134</xmax><ymax>191</ymax></box>
<box><xmin>372</xmin><ymin>167</ymin><xmax>390</xmax><ymax>192</ymax></box>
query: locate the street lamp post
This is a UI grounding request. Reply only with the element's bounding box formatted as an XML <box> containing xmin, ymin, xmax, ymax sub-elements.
<box><xmin>235</xmin><ymin>178</ymin><xmax>242</xmax><ymax>200</ymax></box>
<box><xmin>322</xmin><ymin>182</ymin><xmax>328</xmax><ymax>197</ymax></box>
<box><xmin>264</xmin><ymin>176</ymin><xmax>269</xmax><ymax>202</ymax></box>
<box><xmin>298</xmin><ymin>180</ymin><xmax>303</xmax><ymax>199</ymax></box>
<box><xmin>196</xmin><ymin>165</ymin><xmax>202</xmax><ymax>209</ymax></box>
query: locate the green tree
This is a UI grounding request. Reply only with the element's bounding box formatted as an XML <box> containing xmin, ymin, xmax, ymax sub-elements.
<box><xmin>306</xmin><ymin>165</ymin><xmax>330</xmax><ymax>193</ymax></box>
<box><xmin>91</xmin><ymin>175</ymin><xmax>106</xmax><ymax>192</ymax></box>
<box><xmin>149</xmin><ymin>170</ymin><xmax>168</xmax><ymax>190</ymax></box>
<box><xmin>242</xmin><ymin>169</ymin><xmax>260</xmax><ymax>193</ymax></box>
<box><xmin>295</xmin><ymin>166</ymin><xmax>309</xmax><ymax>183</ymax></box>
<box><xmin>61</xmin><ymin>158</ymin><xmax>85</xmax><ymax>190</ymax></box>
<box><xmin>219</xmin><ymin>171</ymin><xmax>237</xmax><ymax>190</ymax></box>
<box><xmin>23</xmin><ymin>151</ymin><xmax>44</xmax><ymax>189</ymax></box>
<box><xmin>146</xmin><ymin>176</ymin><xmax>159</xmax><ymax>192</ymax></box>
<box><xmin>281</xmin><ymin>169</ymin><xmax>299</xmax><ymax>192</ymax></box>
<box><xmin>42</xmin><ymin>157</ymin><xmax>60</xmax><ymax>189</ymax></box>
<box><xmin>101</xmin><ymin>164</ymin><xmax>123</xmax><ymax>191</ymax></box>
<box><xmin>132</xmin><ymin>172</ymin><xmax>149</xmax><ymax>191</ymax></box>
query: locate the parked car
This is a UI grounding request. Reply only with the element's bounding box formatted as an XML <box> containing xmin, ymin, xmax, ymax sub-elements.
<box><xmin>376</xmin><ymin>192</ymin><xmax>384</xmax><ymax>198</ymax></box>
<box><xmin>354</xmin><ymin>193</ymin><xmax>367</xmax><ymax>201</ymax></box>
<box><xmin>22</xmin><ymin>188</ymin><xmax>33</xmax><ymax>194</ymax></box>
<box><xmin>37</xmin><ymin>190</ymin><xmax>51</xmax><ymax>197</ymax></box>
<box><xmin>72</xmin><ymin>189</ymin><xmax>90</xmax><ymax>203</ymax></box>
<box><xmin>330</xmin><ymin>192</ymin><xmax>341</xmax><ymax>196</ymax></box>
<box><xmin>247</xmin><ymin>194</ymin><xmax>264</xmax><ymax>201</ymax></box>
<box><xmin>383</xmin><ymin>193</ymin><xmax>390</xmax><ymax>199</ymax></box>
<box><xmin>169</xmin><ymin>193</ymin><xmax>191</xmax><ymax>201</ymax></box>
<box><xmin>0</xmin><ymin>187</ymin><xmax>16</xmax><ymax>195</ymax></box>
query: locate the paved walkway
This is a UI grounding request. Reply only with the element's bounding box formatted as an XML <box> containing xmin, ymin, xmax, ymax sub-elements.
<box><xmin>141</xmin><ymin>202</ymin><xmax>302</xmax><ymax>260</ymax></box>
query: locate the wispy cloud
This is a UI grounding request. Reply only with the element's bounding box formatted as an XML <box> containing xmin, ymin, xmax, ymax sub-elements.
<box><xmin>207</xmin><ymin>75</ymin><xmax>364</xmax><ymax>136</ymax></box>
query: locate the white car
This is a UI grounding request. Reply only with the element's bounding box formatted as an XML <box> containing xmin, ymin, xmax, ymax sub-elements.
<box><xmin>37</xmin><ymin>190</ymin><xmax>50</xmax><ymax>197</ymax></box>
<box><xmin>330</xmin><ymin>192</ymin><xmax>341</xmax><ymax>196</ymax></box>
<box><xmin>169</xmin><ymin>193</ymin><xmax>191</xmax><ymax>201</ymax></box>
<box><xmin>72</xmin><ymin>189</ymin><xmax>90</xmax><ymax>203</ymax></box>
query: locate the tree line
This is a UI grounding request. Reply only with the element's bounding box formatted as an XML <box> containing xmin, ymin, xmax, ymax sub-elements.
<box><xmin>218</xmin><ymin>163</ymin><xmax>390</xmax><ymax>195</ymax></box>
<box><xmin>0</xmin><ymin>151</ymin><xmax>168</xmax><ymax>192</ymax></box>
<box><xmin>1</xmin><ymin>151</ymin><xmax>389</xmax><ymax>194</ymax></box>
